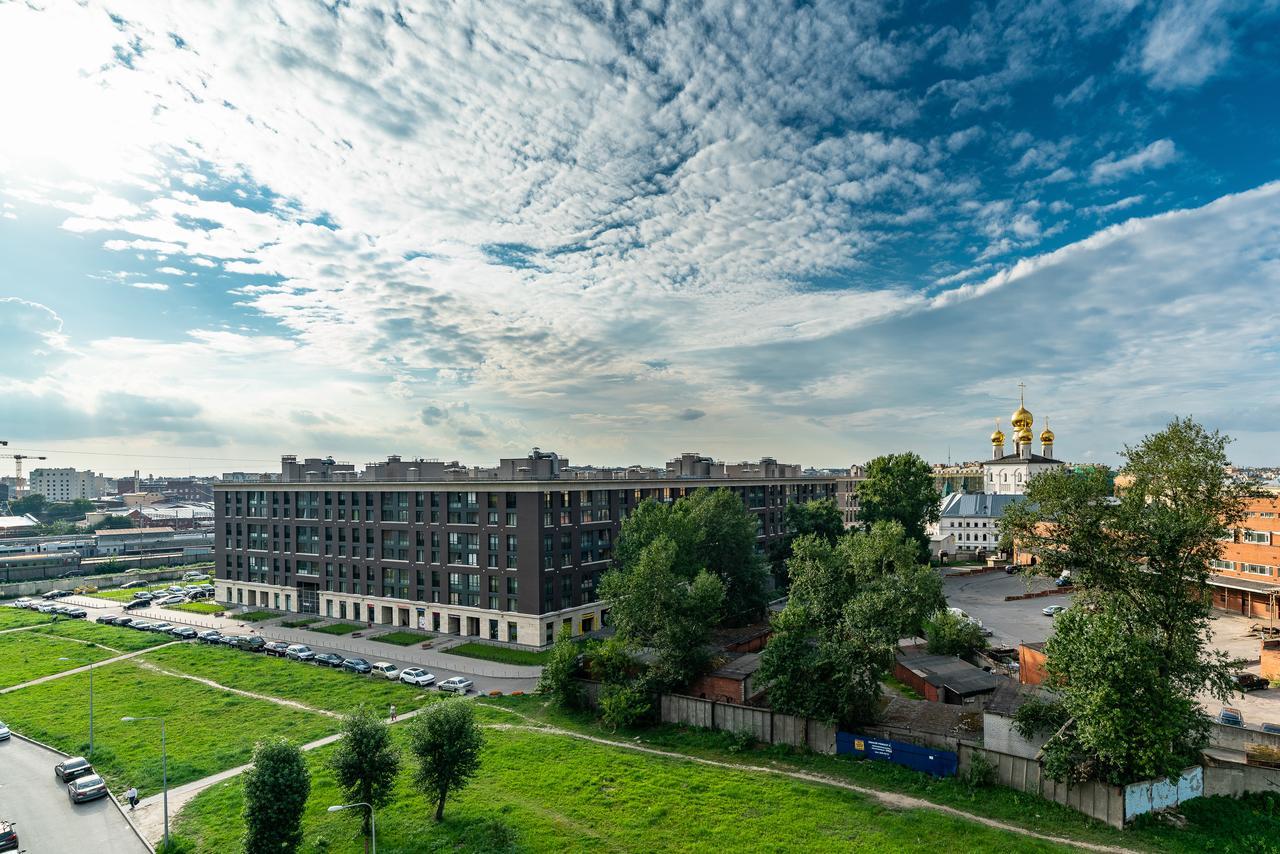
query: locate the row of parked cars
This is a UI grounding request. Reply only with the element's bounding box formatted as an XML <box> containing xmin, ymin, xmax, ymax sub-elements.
<box><xmin>11</xmin><ymin>598</ymin><xmax>87</xmax><ymax>619</ymax></box>
<box><xmin>97</xmin><ymin>613</ymin><xmax>198</xmax><ymax>639</ymax></box>
<box><xmin>54</xmin><ymin>756</ymin><xmax>109</xmax><ymax>804</ymax></box>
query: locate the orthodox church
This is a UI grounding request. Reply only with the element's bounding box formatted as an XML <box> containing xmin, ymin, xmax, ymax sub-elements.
<box><xmin>984</xmin><ymin>390</ymin><xmax>1063</xmax><ymax>496</ymax></box>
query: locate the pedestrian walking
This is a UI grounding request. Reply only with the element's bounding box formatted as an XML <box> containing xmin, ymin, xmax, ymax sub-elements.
<box><xmin>389</xmin><ymin>703</ymin><xmax>397</xmax><ymax>722</ymax></box>
<box><xmin>125</xmin><ymin>785</ymin><xmax>139</xmax><ymax>810</ymax></box>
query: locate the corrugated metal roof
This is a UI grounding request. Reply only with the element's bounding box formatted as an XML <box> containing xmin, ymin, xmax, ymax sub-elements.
<box><xmin>939</xmin><ymin>493</ymin><xmax>1024</xmax><ymax>518</ymax></box>
<box><xmin>897</xmin><ymin>650</ymin><xmax>1004</xmax><ymax>696</ymax></box>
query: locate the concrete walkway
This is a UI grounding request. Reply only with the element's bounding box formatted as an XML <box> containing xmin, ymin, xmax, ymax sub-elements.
<box><xmin>0</xmin><ymin>641</ymin><xmax>181</xmax><ymax>695</ymax></box>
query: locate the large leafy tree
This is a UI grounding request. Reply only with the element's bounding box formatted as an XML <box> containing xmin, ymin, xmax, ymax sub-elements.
<box><xmin>768</xmin><ymin>498</ymin><xmax>845</xmax><ymax>586</ymax></box>
<box><xmin>758</xmin><ymin>521</ymin><xmax>944</xmax><ymax>725</ymax></box>
<box><xmin>329</xmin><ymin>707</ymin><xmax>400</xmax><ymax>841</ymax></box>
<box><xmin>1002</xmin><ymin>418</ymin><xmax>1249</xmax><ymax>785</ymax></box>
<box><xmin>406</xmin><ymin>699</ymin><xmax>484</xmax><ymax>821</ymax></box>
<box><xmin>613</xmin><ymin>489</ymin><xmax>767</xmax><ymax>625</ymax></box>
<box><xmin>599</xmin><ymin>535</ymin><xmax>725</xmax><ymax>690</ymax></box>
<box><xmin>242</xmin><ymin>738</ymin><xmax>310</xmax><ymax>854</ymax></box>
<box><xmin>855</xmin><ymin>453</ymin><xmax>941</xmax><ymax>557</ymax></box>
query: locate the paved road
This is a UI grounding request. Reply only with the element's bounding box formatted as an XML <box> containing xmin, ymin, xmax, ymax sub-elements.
<box><xmin>0</xmin><ymin>736</ymin><xmax>147</xmax><ymax>854</ymax></box>
<box><xmin>943</xmin><ymin>569</ymin><xmax>1071</xmax><ymax>648</ymax></box>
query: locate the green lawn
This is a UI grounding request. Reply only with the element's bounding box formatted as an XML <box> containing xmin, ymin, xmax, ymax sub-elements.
<box><xmin>308</xmin><ymin>622</ymin><xmax>363</xmax><ymax>636</ymax></box>
<box><xmin>169</xmin><ymin>601</ymin><xmax>225</xmax><ymax>615</ymax></box>
<box><xmin>234</xmin><ymin>610</ymin><xmax>279</xmax><ymax>622</ymax></box>
<box><xmin>281</xmin><ymin>617</ymin><xmax>321</xmax><ymax>628</ymax></box>
<box><xmin>369</xmin><ymin>630</ymin><xmax>433</xmax><ymax>646</ymax></box>
<box><xmin>0</xmin><ymin>608</ymin><xmax>54</xmax><ymax>630</ymax></box>
<box><xmin>141</xmin><ymin>644</ymin><xmax>444</xmax><ymax>716</ymax></box>
<box><xmin>0</xmin><ymin>631</ymin><xmax>120</xmax><ymax>688</ymax></box>
<box><xmin>444</xmin><ymin>642</ymin><xmax>550</xmax><ymax>666</ymax></box>
<box><xmin>33</xmin><ymin>620</ymin><xmax>174</xmax><ymax>653</ymax></box>
<box><xmin>91</xmin><ymin>587</ymin><xmax>161</xmax><ymax>603</ymax></box>
<box><xmin>172</xmin><ymin>720</ymin><xmax>1068</xmax><ymax>854</ymax></box>
<box><xmin>0</xmin><ymin>658</ymin><xmax>338</xmax><ymax>797</ymax></box>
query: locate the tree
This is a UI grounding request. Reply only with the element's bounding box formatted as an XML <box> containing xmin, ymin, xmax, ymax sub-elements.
<box><xmin>612</xmin><ymin>490</ymin><xmax>768</xmax><ymax>625</ymax></box>
<box><xmin>329</xmin><ymin>707</ymin><xmax>400</xmax><ymax>841</ymax></box>
<box><xmin>855</xmin><ymin>453</ymin><xmax>941</xmax><ymax>557</ymax></box>
<box><xmin>406</xmin><ymin>699</ymin><xmax>484</xmax><ymax>821</ymax></box>
<box><xmin>758</xmin><ymin>522</ymin><xmax>944</xmax><ymax>725</ymax></box>
<box><xmin>599</xmin><ymin>535</ymin><xmax>725</xmax><ymax>690</ymax></box>
<box><xmin>768</xmin><ymin>498</ymin><xmax>844</xmax><ymax>585</ymax></box>
<box><xmin>9</xmin><ymin>494</ymin><xmax>45</xmax><ymax>516</ymax></box>
<box><xmin>536</xmin><ymin>628</ymin><xmax>583</xmax><ymax>708</ymax></box>
<box><xmin>924</xmin><ymin>609</ymin><xmax>988</xmax><ymax>657</ymax></box>
<box><xmin>242</xmin><ymin>738</ymin><xmax>310</xmax><ymax>854</ymax></box>
<box><xmin>92</xmin><ymin>516</ymin><xmax>134</xmax><ymax>531</ymax></box>
<box><xmin>1001</xmin><ymin>418</ymin><xmax>1249</xmax><ymax>785</ymax></box>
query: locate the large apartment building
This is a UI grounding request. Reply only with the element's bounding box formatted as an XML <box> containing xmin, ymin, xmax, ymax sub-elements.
<box><xmin>215</xmin><ymin>450</ymin><xmax>839</xmax><ymax>647</ymax></box>
<box><xmin>1210</xmin><ymin>488</ymin><xmax>1280</xmax><ymax>620</ymax></box>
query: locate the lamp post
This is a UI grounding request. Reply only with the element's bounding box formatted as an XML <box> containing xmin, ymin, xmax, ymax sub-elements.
<box><xmin>56</xmin><ymin>657</ymin><xmax>93</xmax><ymax>756</ymax></box>
<box><xmin>328</xmin><ymin>802</ymin><xmax>375</xmax><ymax>854</ymax></box>
<box><xmin>122</xmin><ymin>716</ymin><xmax>167</xmax><ymax>850</ymax></box>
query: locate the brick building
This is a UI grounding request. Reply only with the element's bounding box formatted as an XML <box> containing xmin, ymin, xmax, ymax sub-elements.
<box><xmin>1210</xmin><ymin>489</ymin><xmax>1280</xmax><ymax>620</ymax></box>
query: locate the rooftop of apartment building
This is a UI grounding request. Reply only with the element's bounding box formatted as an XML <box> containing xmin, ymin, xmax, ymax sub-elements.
<box><xmin>220</xmin><ymin>449</ymin><xmax>861</xmax><ymax>486</ymax></box>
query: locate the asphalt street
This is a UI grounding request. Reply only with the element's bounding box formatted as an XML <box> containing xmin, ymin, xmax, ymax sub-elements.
<box><xmin>0</xmin><ymin>736</ymin><xmax>146</xmax><ymax>854</ymax></box>
<box><xmin>942</xmin><ymin>569</ymin><xmax>1071</xmax><ymax>648</ymax></box>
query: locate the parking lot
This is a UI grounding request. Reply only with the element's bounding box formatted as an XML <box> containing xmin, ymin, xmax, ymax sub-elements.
<box><xmin>0</xmin><ymin>735</ymin><xmax>146</xmax><ymax>854</ymax></box>
<box><xmin>943</xmin><ymin>568</ymin><xmax>1280</xmax><ymax>724</ymax></box>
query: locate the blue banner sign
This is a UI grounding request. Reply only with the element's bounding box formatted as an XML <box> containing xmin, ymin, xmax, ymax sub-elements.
<box><xmin>836</xmin><ymin>732</ymin><xmax>959</xmax><ymax>777</ymax></box>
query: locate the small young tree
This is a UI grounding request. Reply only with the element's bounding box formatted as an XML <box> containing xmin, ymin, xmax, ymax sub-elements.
<box><xmin>406</xmin><ymin>699</ymin><xmax>484</xmax><ymax>821</ymax></box>
<box><xmin>329</xmin><ymin>707</ymin><xmax>400</xmax><ymax>842</ymax></box>
<box><xmin>242</xmin><ymin>738</ymin><xmax>310</xmax><ymax>854</ymax></box>
<box><xmin>536</xmin><ymin>628</ymin><xmax>583</xmax><ymax>708</ymax></box>
<box><xmin>924</xmin><ymin>609</ymin><xmax>988</xmax><ymax>657</ymax></box>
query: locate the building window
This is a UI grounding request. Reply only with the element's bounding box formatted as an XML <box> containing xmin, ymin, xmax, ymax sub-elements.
<box><xmin>1244</xmin><ymin>530</ymin><xmax>1272</xmax><ymax>545</ymax></box>
<box><xmin>1210</xmin><ymin>559</ymin><xmax>1235</xmax><ymax>571</ymax></box>
<box><xmin>508</xmin><ymin>622</ymin><xmax>518</xmax><ymax>643</ymax></box>
<box><xmin>1243</xmin><ymin>563</ymin><xmax>1272</xmax><ymax>575</ymax></box>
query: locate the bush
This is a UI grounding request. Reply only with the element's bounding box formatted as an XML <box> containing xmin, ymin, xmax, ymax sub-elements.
<box><xmin>598</xmin><ymin>681</ymin><xmax>653</xmax><ymax>732</ymax></box>
<box><xmin>924</xmin><ymin>609</ymin><xmax>988</xmax><ymax>657</ymax></box>
<box><xmin>536</xmin><ymin>630</ymin><xmax>583</xmax><ymax>709</ymax></box>
<box><xmin>961</xmin><ymin>751</ymin><xmax>997</xmax><ymax>790</ymax></box>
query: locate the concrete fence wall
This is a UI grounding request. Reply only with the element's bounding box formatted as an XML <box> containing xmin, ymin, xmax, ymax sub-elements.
<box><xmin>0</xmin><ymin>565</ymin><xmax>209</xmax><ymax>599</ymax></box>
<box><xmin>658</xmin><ymin>693</ymin><xmax>838</xmax><ymax>753</ymax></box>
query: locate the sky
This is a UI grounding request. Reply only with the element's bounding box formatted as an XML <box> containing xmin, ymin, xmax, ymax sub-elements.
<box><xmin>1</xmin><ymin>0</ymin><xmax>1279</xmax><ymax>477</ymax></box>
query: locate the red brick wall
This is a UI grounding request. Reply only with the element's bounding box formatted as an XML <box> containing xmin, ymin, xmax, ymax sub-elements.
<box><xmin>686</xmin><ymin>674</ymin><xmax>746</xmax><ymax>704</ymax></box>
<box><xmin>893</xmin><ymin>661</ymin><xmax>940</xmax><ymax>702</ymax></box>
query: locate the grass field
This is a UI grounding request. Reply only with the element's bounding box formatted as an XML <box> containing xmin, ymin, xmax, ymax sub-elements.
<box><xmin>308</xmin><ymin>622</ymin><xmax>363</xmax><ymax>636</ymax></box>
<box><xmin>234</xmin><ymin>610</ymin><xmax>279</xmax><ymax>622</ymax></box>
<box><xmin>0</xmin><ymin>608</ymin><xmax>54</xmax><ymax>630</ymax></box>
<box><xmin>369</xmin><ymin>630</ymin><xmax>433</xmax><ymax>646</ymax></box>
<box><xmin>0</xmin><ymin>658</ymin><xmax>337</xmax><ymax>796</ymax></box>
<box><xmin>171</xmin><ymin>720</ymin><xmax>1069</xmax><ymax>854</ymax></box>
<box><xmin>168</xmin><ymin>602</ymin><xmax>225</xmax><ymax>615</ymax></box>
<box><xmin>91</xmin><ymin>587</ymin><xmax>158</xmax><ymax>603</ymax></box>
<box><xmin>141</xmin><ymin>644</ymin><xmax>444</xmax><ymax>716</ymax></box>
<box><xmin>281</xmin><ymin>617</ymin><xmax>320</xmax><ymax>628</ymax></box>
<box><xmin>33</xmin><ymin>620</ymin><xmax>174</xmax><ymax>653</ymax></box>
<box><xmin>0</xmin><ymin>631</ymin><xmax>120</xmax><ymax>688</ymax></box>
<box><xmin>444</xmin><ymin>642</ymin><xmax>550</xmax><ymax>666</ymax></box>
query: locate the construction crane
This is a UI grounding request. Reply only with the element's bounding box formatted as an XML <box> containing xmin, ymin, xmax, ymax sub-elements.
<box><xmin>1</xmin><ymin>452</ymin><xmax>47</xmax><ymax>499</ymax></box>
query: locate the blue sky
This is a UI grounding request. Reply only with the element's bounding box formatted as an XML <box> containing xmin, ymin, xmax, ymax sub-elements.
<box><xmin>1</xmin><ymin>0</ymin><xmax>1279</xmax><ymax>475</ymax></box>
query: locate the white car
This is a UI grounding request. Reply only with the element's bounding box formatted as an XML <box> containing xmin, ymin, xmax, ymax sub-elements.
<box><xmin>371</xmin><ymin>662</ymin><xmax>401</xmax><ymax>680</ymax></box>
<box><xmin>154</xmin><ymin>595</ymin><xmax>186</xmax><ymax>606</ymax></box>
<box><xmin>399</xmin><ymin>667</ymin><xmax>436</xmax><ymax>687</ymax></box>
<box><xmin>437</xmin><ymin>676</ymin><xmax>473</xmax><ymax>693</ymax></box>
<box><xmin>12</xmin><ymin>598</ymin><xmax>32</xmax><ymax>608</ymax></box>
<box><xmin>0</xmin><ymin>720</ymin><xmax>10</xmax><ymax>740</ymax></box>
<box><xmin>1042</xmin><ymin>604</ymin><xmax>1067</xmax><ymax>616</ymax></box>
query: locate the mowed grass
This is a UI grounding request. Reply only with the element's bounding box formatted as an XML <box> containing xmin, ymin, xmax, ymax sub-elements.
<box><xmin>172</xmin><ymin>722</ymin><xmax>1069</xmax><ymax>854</ymax></box>
<box><xmin>236</xmin><ymin>610</ymin><xmax>280</xmax><ymax>622</ymax></box>
<box><xmin>141</xmin><ymin>644</ymin><xmax>444</xmax><ymax>716</ymax></box>
<box><xmin>0</xmin><ymin>631</ymin><xmax>119</xmax><ymax>688</ymax></box>
<box><xmin>33</xmin><ymin>620</ymin><xmax>174</xmax><ymax>653</ymax></box>
<box><xmin>444</xmin><ymin>642</ymin><xmax>550</xmax><ymax>666</ymax></box>
<box><xmin>169</xmin><ymin>601</ymin><xmax>225</xmax><ymax>615</ymax></box>
<box><xmin>370</xmin><ymin>630</ymin><xmax>433</xmax><ymax>646</ymax></box>
<box><xmin>91</xmin><ymin>587</ymin><xmax>159</xmax><ymax>603</ymax></box>
<box><xmin>0</xmin><ymin>658</ymin><xmax>337</xmax><ymax>797</ymax></box>
<box><xmin>308</xmin><ymin>622</ymin><xmax>363</xmax><ymax>636</ymax></box>
<box><xmin>0</xmin><ymin>608</ymin><xmax>54</xmax><ymax>630</ymax></box>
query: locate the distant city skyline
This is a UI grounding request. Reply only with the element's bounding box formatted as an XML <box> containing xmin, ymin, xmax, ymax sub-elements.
<box><xmin>3</xmin><ymin>1</ymin><xmax>1279</xmax><ymax>470</ymax></box>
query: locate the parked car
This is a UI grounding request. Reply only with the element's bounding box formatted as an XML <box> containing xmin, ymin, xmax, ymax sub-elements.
<box><xmin>285</xmin><ymin>644</ymin><xmax>316</xmax><ymax>662</ymax></box>
<box><xmin>0</xmin><ymin>820</ymin><xmax>18</xmax><ymax>853</ymax></box>
<box><xmin>1042</xmin><ymin>604</ymin><xmax>1067</xmax><ymax>616</ymax></box>
<box><xmin>263</xmin><ymin>641</ymin><xmax>290</xmax><ymax>657</ymax></box>
<box><xmin>0</xmin><ymin>720</ymin><xmax>10</xmax><ymax>740</ymax></box>
<box><xmin>41</xmin><ymin>590</ymin><xmax>67</xmax><ymax>600</ymax></box>
<box><xmin>120</xmin><ymin>580</ymin><xmax>147</xmax><ymax>589</ymax></box>
<box><xmin>153</xmin><ymin>596</ymin><xmax>185</xmax><ymax>607</ymax></box>
<box><xmin>197</xmin><ymin>629</ymin><xmax>223</xmax><ymax>644</ymax></box>
<box><xmin>1054</xmin><ymin>576</ymin><xmax>1072</xmax><ymax>587</ymax></box>
<box><xmin>129</xmin><ymin>621</ymin><xmax>155</xmax><ymax>631</ymax></box>
<box><xmin>54</xmin><ymin>756</ymin><xmax>95</xmax><ymax>782</ymax></box>
<box><xmin>1235</xmin><ymin>672</ymin><xmax>1270</xmax><ymax>692</ymax></box>
<box><xmin>313</xmin><ymin>652</ymin><xmax>344</xmax><ymax>668</ymax></box>
<box><xmin>132</xmin><ymin>591</ymin><xmax>155</xmax><ymax>601</ymax></box>
<box><xmin>371</xmin><ymin>662</ymin><xmax>401</xmax><ymax>680</ymax></box>
<box><xmin>182</xmin><ymin>572</ymin><xmax>209</xmax><ymax>581</ymax></box>
<box><xmin>219</xmin><ymin>634</ymin><xmax>245</xmax><ymax>648</ymax></box>
<box><xmin>12</xmin><ymin>598</ymin><xmax>32</xmax><ymax>608</ymax></box>
<box><xmin>62</xmin><ymin>608</ymin><xmax>87</xmax><ymax>619</ymax></box>
<box><xmin>114</xmin><ymin>616</ymin><xmax>135</xmax><ymax>628</ymax></box>
<box><xmin>1003</xmin><ymin>564</ymin><xmax>1017</xmax><ymax>574</ymax></box>
<box><xmin>67</xmin><ymin>773</ymin><xmax>109</xmax><ymax>804</ymax></box>
<box><xmin>1218</xmin><ymin>707</ymin><xmax>1245</xmax><ymax>727</ymax></box>
<box><xmin>399</xmin><ymin>667</ymin><xmax>436</xmax><ymax>687</ymax></box>
<box><xmin>171</xmin><ymin>627</ymin><xmax>198</xmax><ymax>640</ymax></box>
<box><xmin>1262</xmin><ymin>722</ymin><xmax>1280</xmax><ymax>735</ymax></box>
<box><xmin>97</xmin><ymin>614</ymin><xmax>120</xmax><ymax>625</ymax></box>
<box><xmin>438</xmin><ymin>676</ymin><xmax>473</xmax><ymax>693</ymax></box>
<box><xmin>123</xmin><ymin>599</ymin><xmax>149</xmax><ymax>611</ymax></box>
<box><xmin>36</xmin><ymin>604</ymin><xmax>58</xmax><ymax>614</ymax></box>
<box><xmin>240</xmin><ymin>636</ymin><xmax>267</xmax><ymax>652</ymax></box>
<box><xmin>342</xmin><ymin>657</ymin><xmax>373</xmax><ymax>674</ymax></box>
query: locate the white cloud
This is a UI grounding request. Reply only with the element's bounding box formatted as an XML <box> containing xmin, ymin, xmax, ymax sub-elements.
<box><xmin>128</xmin><ymin>282</ymin><xmax>170</xmax><ymax>291</ymax></box>
<box><xmin>1139</xmin><ymin>0</ymin><xmax>1232</xmax><ymax>89</ymax></box>
<box><xmin>1090</xmin><ymin>139</ymin><xmax>1177</xmax><ymax>184</ymax></box>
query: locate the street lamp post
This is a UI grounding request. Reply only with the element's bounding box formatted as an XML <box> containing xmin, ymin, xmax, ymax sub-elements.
<box><xmin>122</xmin><ymin>716</ymin><xmax>167</xmax><ymax>850</ymax></box>
<box><xmin>57</xmin><ymin>657</ymin><xmax>94</xmax><ymax>756</ymax></box>
<box><xmin>328</xmin><ymin>802</ymin><xmax>375</xmax><ymax>854</ymax></box>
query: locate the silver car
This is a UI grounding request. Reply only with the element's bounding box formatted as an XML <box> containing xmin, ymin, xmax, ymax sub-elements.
<box><xmin>67</xmin><ymin>773</ymin><xmax>108</xmax><ymax>803</ymax></box>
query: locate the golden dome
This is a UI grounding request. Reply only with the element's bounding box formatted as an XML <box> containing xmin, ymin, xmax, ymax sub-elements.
<box><xmin>1040</xmin><ymin>418</ymin><xmax>1055</xmax><ymax>445</ymax></box>
<box><xmin>991</xmin><ymin>420</ymin><xmax>1005</xmax><ymax>445</ymax></box>
<box><xmin>1015</xmin><ymin>427</ymin><xmax>1033</xmax><ymax>445</ymax></box>
<box><xmin>1011</xmin><ymin>403</ymin><xmax>1032</xmax><ymax>430</ymax></box>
